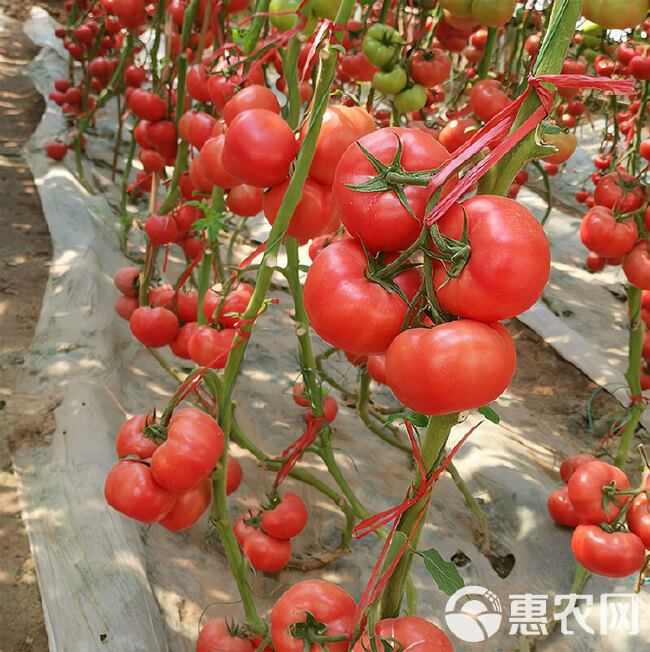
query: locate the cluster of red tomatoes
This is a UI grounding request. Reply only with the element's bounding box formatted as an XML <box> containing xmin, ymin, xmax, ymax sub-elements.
<box><xmin>198</xmin><ymin>581</ymin><xmax>452</xmax><ymax>651</ymax></box>
<box><xmin>548</xmin><ymin>456</ymin><xmax>650</xmax><ymax>578</ymax></box>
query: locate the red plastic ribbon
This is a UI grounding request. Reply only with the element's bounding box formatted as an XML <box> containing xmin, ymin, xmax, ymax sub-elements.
<box><xmin>274</xmin><ymin>412</ymin><xmax>326</xmax><ymax>487</ymax></box>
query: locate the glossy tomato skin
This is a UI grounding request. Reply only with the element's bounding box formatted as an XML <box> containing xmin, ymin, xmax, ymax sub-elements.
<box><xmin>150</xmin><ymin>408</ymin><xmax>224</xmax><ymax>492</ymax></box>
<box><xmin>116</xmin><ymin>414</ymin><xmax>159</xmax><ymax>459</ymax></box>
<box><xmin>541</xmin><ymin>132</ymin><xmax>577</xmax><ymax>165</ymax></box>
<box><xmin>302</xmin><ymin>105</ymin><xmax>375</xmax><ymax>187</ymax></box>
<box><xmin>386</xmin><ymin>321</ymin><xmax>516</xmax><ymax>415</ymax></box>
<box><xmin>130</xmin><ymin>307</ymin><xmax>179</xmax><ymax>347</ymax></box>
<box><xmin>261</xmin><ymin>493</ymin><xmax>308</xmax><ymax>540</ymax></box>
<box><xmin>469</xmin><ymin>79</ymin><xmax>510</xmax><ymax>123</ymax></box>
<box><xmin>433</xmin><ymin>196</ymin><xmax>550</xmax><ymax>321</ymax></box>
<box><xmin>352</xmin><ymin>616</ymin><xmax>453</xmax><ymax>652</ymax></box>
<box><xmin>567</xmin><ymin>461</ymin><xmax>630</xmax><ymax>524</ymax></box>
<box><xmin>438</xmin><ymin>118</ymin><xmax>476</xmax><ymax>152</ymax></box>
<box><xmin>548</xmin><ymin>486</ymin><xmax>582</xmax><ymax>528</ymax></box>
<box><xmin>158</xmin><ymin>476</ymin><xmax>212</xmax><ymax>531</ymax></box>
<box><xmin>105</xmin><ymin>460</ymin><xmax>177</xmax><ymax>523</ymax></box>
<box><xmin>580</xmin><ymin>207</ymin><xmax>638</xmax><ymax>258</ymax></box>
<box><xmin>217</xmin><ymin>284</ymin><xmax>254</xmax><ymax>328</ymax></box>
<box><xmin>409</xmin><ymin>49</ymin><xmax>451</xmax><ymax>88</ymax></box>
<box><xmin>623</xmin><ymin>242</ymin><xmax>650</xmax><ymax>290</ymax></box>
<box><xmin>627</xmin><ymin>488</ymin><xmax>650</xmax><ymax>548</ymax></box>
<box><xmin>303</xmin><ymin>239</ymin><xmax>422</xmax><ymax>355</ymax></box>
<box><xmin>334</xmin><ymin>128</ymin><xmax>450</xmax><ymax>253</ymax></box>
<box><xmin>227</xmin><ymin>184</ymin><xmax>264</xmax><ymax>217</ymax></box>
<box><xmin>571</xmin><ymin>525</ymin><xmax>646</xmax><ymax>577</ymax></box>
<box><xmin>594</xmin><ymin>171</ymin><xmax>644</xmax><ymax>213</ymax></box>
<box><xmin>199</xmin><ymin>135</ymin><xmax>241</xmax><ymax>189</ymax></box>
<box><xmin>243</xmin><ymin>529</ymin><xmax>291</xmax><ymax>572</ymax></box>
<box><xmin>197</xmin><ymin>619</ymin><xmax>255</xmax><ymax>652</ymax></box>
<box><xmin>222</xmin><ymin>86</ymin><xmax>280</xmax><ymax>125</ymax></box>
<box><xmin>170</xmin><ymin>322</ymin><xmax>199</xmax><ymax>359</ymax></box>
<box><xmin>226</xmin><ymin>456</ymin><xmax>243</xmax><ymax>495</ymax></box>
<box><xmin>187</xmin><ymin>326</ymin><xmax>237</xmax><ymax>368</ymax></box>
<box><xmin>367</xmin><ymin>354</ymin><xmax>388</xmax><ymax>384</ymax></box>
<box><xmin>222</xmin><ymin>109</ymin><xmax>298</xmax><ymax>188</ymax></box>
<box><xmin>264</xmin><ymin>178</ymin><xmax>339</xmax><ymax>245</ymax></box>
<box><xmin>582</xmin><ymin>0</ymin><xmax>648</xmax><ymax>30</ymax></box>
<box><xmin>270</xmin><ymin>580</ymin><xmax>356</xmax><ymax>652</ymax></box>
<box><xmin>560</xmin><ymin>454</ymin><xmax>597</xmax><ymax>483</ymax></box>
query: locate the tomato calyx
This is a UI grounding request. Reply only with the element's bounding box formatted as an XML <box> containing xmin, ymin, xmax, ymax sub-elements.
<box><xmin>345</xmin><ymin>136</ymin><xmax>438</xmax><ymax>222</ymax></box>
<box><xmin>426</xmin><ymin>211</ymin><xmax>471</xmax><ymax>287</ymax></box>
<box><xmin>143</xmin><ymin>411</ymin><xmax>168</xmax><ymax>443</ymax></box>
<box><xmin>362</xmin><ymin>244</ymin><xmax>421</xmax><ymax>303</ymax></box>
<box><xmin>288</xmin><ymin>611</ymin><xmax>348</xmax><ymax>650</ymax></box>
<box><xmin>358</xmin><ymin>635</ymin><xmax>405</xmax><ymax>652</ymax></box>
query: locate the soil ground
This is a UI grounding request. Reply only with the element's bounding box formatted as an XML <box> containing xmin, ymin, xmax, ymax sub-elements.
<box><xmin>0</xmin><ymin>1</ymin><xmax>62</xmax><ymax>650</ymax></box>
<box><xmin>0</xmin><ymin>2</ymin><xmax>632</xmax><ymax>650</ymax></box>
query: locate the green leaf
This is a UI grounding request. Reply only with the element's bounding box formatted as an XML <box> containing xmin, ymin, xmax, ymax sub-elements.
<box><xmin>419</xmin><ymin>547</ymin><xmax>465</xmax><ymax>596</ymax></box>
<box><xmin>409</xmin><ymin>412</ymin><xmax>429</xmax><ymax>427</ymax></box>
<box><xmin>478</xmin><ymin>405</ymin><xmax>500</xmax><ymax>424</ymax></box>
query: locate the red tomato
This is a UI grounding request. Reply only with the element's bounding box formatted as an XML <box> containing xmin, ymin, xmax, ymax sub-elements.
<box><xmin>227</xmin><ymin>184</ymin><xmax>264</xmax><ymax>217</ymax></box>
<box><xmin>115</xmin><ymin>295</ymin><xmax>139</xmax><ymax>320</ymax></box>
<box><xmin>640</xmin><ymin>139</ymin><xmax>650</xmax><ymax>161</ymax></box>
<box><xmin>469</xmin><ymin>79</ymin><xmax>510</xmax><ymax>123</ymax></box>
<box><xmin>116</xmin><ymin>414</ymin><xmax>159</xmax><ymax>460</ymax></box>
<box><xmin>198</xmin><ymin>135</ymin><xmax>241</xmax><ymax>189</ymax></box>
<box><xmin>306</xmin><ymin>395</ymin><xmax>338</xmax><ymax>423</ymax></box>
<box><xmin>541</xmin><ymin>132</ymin><xmax>577</xmax><ymax>165</ymax></box>
<box><xmin>432</xmin><ymin>196</ymin><xmax>550</xmax><ymax>321</ymax></box>
<box><xmin>339</xmin><ymin>52</ymin><xmax>379</xmax><ymax>83</ymax></box>
<box><xmin>222</xmin><ymin>109</ymin><xmax>298</xmax><ymax>188</ymax></box>
<box><xmin>187</xmin><ymin>326</ymin><xmax>237</xmax><ymax>368</ymax></box>
<box><xmin>150</xmin><ymin>408</ymin><xmax>224</xmax><ymax>492</ymax></box>
<box><xmin>334</xmin><ymin>127</ymin><xmax>450</xmax><ymax>253</ymax></box>
<box><xmin>560</xmin><ymin>454</ymin><xmax>597</xmax><ymax>483</ymax></box>
<box><xmin>234</xmin><ymin>510</ymin><xmax>261</xmax><ymax>546</ymax></box>
<box><xmin>367</xmin><ymin>354</ymin><xmax>387</xmax><ymax>384</ymax></box>
<box><xmin>243</xmin><ymin>529</ymin><xmax>291</xmax><ymax>572</ymax></box>
<box><xmin>217</xmin><ymin>284</ymin><xmax>254</xmax><ymax>327</ymax></box>
<box><xmin>264</xmin><ymin>178</ymin><xmax>339</xmax><ymax>245</ymax></box>
<box><xmin>105</xmin><ymin>460</ymin><xmax>177</xmax><ymax>523</ymax></box>
<box><xmin>627</xmin><ymin>487</ymin><xmax>650</xmax><ymax>548</ymax></box>
<box><xmin>158</xmin><ymin>476</ymin><xmax>212</xmax><ymax>531</ymax></box>
<box><xmin>175</xmin><ymin>290</ymin><xmax>198</xmax><ymax>323</ymax></box>
<box><xmin>197</xmin><ymin>619</ymin><xmax>255</xmax><ymax>652</ymax></box>
<box><xmin>623</xmin><ymin>241</ymin><xmax>650</xmax><ymax>290</ymax></box>
<box><xmin>261</xmin><ymin>493</ymin><xmax>308</xmax><ymax>540</ymax></box>
<box><xmin>572</xmin><ymin>525</ymin><xmax>646</xmax><ymax>577</ymax></box>
<box><xmin>128</xmin><ymin>88</ymin><xmax>167</xmax><ymax>121</ymax></box>
<box><xmin>207</xmin><ymin>74</ymin><xmax>237</xmax><ymax>109</ymax></box>
<box><xmin>579</xmin><ymin>207</ymin><xmax>638</xmax><ymax>258</ymax></box>
<box><xmin>145</xmin><ymin>214</ymin><xmax>178</xmax><ymax>244</ymax></box>
<box><xmin>226</xmin><ymin>456</ymin><xmax>243</xmax><ymax>495</ymax></box>
<box><xmin>386</xmin><ymin>321</ymin><xmax>516</xmax><ymax>415</ymax></box>
<box><xmin>594</xmin><ymin>170</ymin><xmax>644</xmax><ymax>213</ymax></box>
<box><xmin>223</xmin><ymin>86</ymin><xmax>280</xmax><ymax>125</ymax></box>
<box><xmin>353</xmin><ymin>616</ymin><xmax>452</xmax><ymax>652</ymax></box>
<box><xmin>567</xmin><ymin>461</ymin><xmax>630</xmax><ymax>524</ymax></box>
<box><xmin>270</xmin><ymin>580</ymin><xmax>356</xmax><ymax>652</ymax></box>
<box><xmin>301</xmin><ymin>105</ymin><xmax>376</xmax><ymax>187</ymax></box>
<box><xmin>170</xmin><ymin>321</ymin><xmax>199</xmax><ymax>359</ymax></box>
<box><xmin>548</xmin><ymin>486</ymin><xmax>582</xmax><ymax>528</ymax></box>
<box><xmin>45</xmin><ymin>141</ymin><xmax>67</xmax><ymax>160</ymax></box>
<box><xmin>114</xmin><ymin>267</ymin><xmax>139</xmax><ymax>297</ymax></box>
<box><xmin>303</xmin><ymin>239</ymin><xmax>421</xmax><ymax>355</ymax></box>
<box><xmin>129</xmin><ymin>307</ymin><xmax>179</xmax><ymax>347</ymax></box>
<box><xmin>438</xmin><ymin>118</ymin><xmax>477</xmax><ymax>152</ymax></box>
<box><xmin>186</xmin><ymin>63</ymin><xmax>212</xmax><ymax>102</ymax></box>
<box><xmin>409</xmin><ymin>49</ymin><xmax>451</xmax><ymax>88</ymax></box>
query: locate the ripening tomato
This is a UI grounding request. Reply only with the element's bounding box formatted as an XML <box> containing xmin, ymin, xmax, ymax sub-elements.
<box><xmin>471</xmin><ymin>0</ymin><xmax>516</xmax><ymax>27</ymax></box>
<box><xmin>115</xmin><ymin>295</ymin><xmax>139</xmax><ymax>320</ymax></box>
<box><xmin>367</xmin><ymin>354</ymin><xmax>388</xmax><ymax>384</ymax></box>
<box><xmin>197</xmin><ymin>619</ymin><xmax>255</xmax><ymax>652</ymax></box>
<box><xmin>128</xmin><ymin>88</ymin><xmax>167</xmax><ymax>121</ymax></box>
<box><xmin>243</xmin><ymin>529</ymin><xmax>292</xmax><ymax>572</ymax></box>
<box><xmin>116</xmin><ymin>413</ymin><xmax>159</xmax><ymax>460</ymax></box>
<box><xmin>114</xmin><ymin>267</ymin><xmax>139</xmax><ymax>297</ymax></box>
<box><xmin>560</xmin><ymin>454</ymin><xmax>597</xmax><ymax>483</ymax></box>
<box><xmin>170</xmin><ymin>322</ymin><xmax>199</xmax><ymax>359</ymax></box>
<box><xmin>334</xmin><ymin>127</ymin><xmax>450</xmax><ymax>253</ymax></box>
<box><xmin>303</xmin><ymin>239</ymin><xmax>422</xmax><ymax>355</ymax></box>
<box><xmin>150</xmin><ymin>408</ymin><xmax>224</xmax><ymax>492</ymax></box>
<box><xmin>187</xmin><ymin>326</ymin><xmax>237</xmax><ymax>368</ymax></box>
<box><xmin>105</xmin><ymin>460</ymin><xmax>177</xmax><ymax>523</ymax></box>
<box><xmin>470</xmin><ymin>79</ymin><xmax>510</xmax><ymax>123</ymax></box>
<box><xmin>541</xmin><ymin>131</ymin><xmax>577</xmax><ymax>165</ymax></box>
<box><xmin>582</xmin><ymin>0</ymin><xmax>648</xmax><ymax>30</ymax></box>
<box><xmin>548</xmin><ymin>486</ymin><xmax>582</xmax><ymax>528</ymax></box>
<box><xmin>301</xmin><ymin>105</ymin><xmax>375</xmax><ymax>187</ymax></box>
<box><xmin>594</xmin><ymin>170</ymin><xmax>644</xmax><ymax>213</ymax></box>
<box><xmin>386</xmin><ymin>321</ymin><xmax>516</xmax><ymax>415</ymax></box>
<box><xmin>158</xmin><ymin>476</ymin><xmax>212</xmax><ymax>531</ymax></box>
<box><xmin>352</xmin><ymin>617</ymin><xmax>453</xmax><ymax>652</ymax></box>
<box><xmin>624</xmin><ymin>241</ymin><xmax>650</xmax><ymax>290</ymax></box>
<box><xmin>438</xmin><ymin>118</ymin><xmax>477</xmax><ymax>152</ymax></box>
<box><xmin>339</xmin><ymin>52</ymin><xmax>379</xmax><ymax>83</ymax></box>
<box><xmin>223</xmin><ymin>86</ymin><xmax>280</xmax><ymax>125</ymax></box>
<box><xmin>198</xmin><ymin>135</ymin><xmax>241</xmax><ymax>189</ymax></box>
<box><xmin>145</xmin><ymin>214</ymin><xmax>178</xmax><ymax>244</ymax></box>
<box><xmin>567</xmin><ymin>461</ymin><xmax>630</xmax><ymax>524</ymax></box>
<box><xmin>226</xmin><ymin>456</ymin><xmax>243</xmax><ymax>495</ymax></box>
<box><xmin>185</xmin><ymin>64</ymin><xmax>212</xmax><ymax>102</ymax></box>
<box><xmin>572</xmin><ymin>525</ymin><xmax>646</xmax><ymax>577</ymax></box>
<box><xmin>222</xmin><ymin>109</ymin><xmax>298</xmax><ymax>188</ymax></box>
<box><xmin>627</xmin><ymin>487</ymin><xmax>650</xmax><ymax>548</ymax></box>
<box><xmin>227</xmin><ymin>184</ymin><xmax>265</xmax><ymax>217</ymax></box>
<box><xmin>432</xmin><ymin>196</ymin><xmax>550</xmax><ymax>322</ymax></box>
<box><xmin>264</xmin><ymin>178</ymin><xmax>339</xmax><ymax>245</ymax></box>
<box><xmin>292</xmin><ymin>381</ymin><xmax>310</xmax><ymax>407</ymax></box>
<box><xmin>306</xmin><ymin>395</ymin><xmax>338</xmax><ymax>423</ymax></box>
<box><xmin>270</xmin><ymin>580</ymin><xmax>356</xmax><ymax>652</ymax></box>
<box><xmin>130</xmin><ymin>307</ymin><xmax>179</xmax><ymax>347</ymax></box>
<box><xmin>45</xmin><ymin>141</ymin><xmax>67</xmax><ymax>160</ymax></box>
<box><xmin>408</xmin><ymin>49</ymin><xmax>451</xmax><ymax>88</ymax></box>
<box><xmin>579</xmin><ymin>207</ymin><xmax>638</xmax><ymax>258</ymax></box>
<box><xmin>261</xmin><ymin>493</ymin><xmax>308</xmax><ymax>540</ymax></box>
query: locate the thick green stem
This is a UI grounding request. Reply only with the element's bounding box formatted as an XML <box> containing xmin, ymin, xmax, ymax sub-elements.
<box><xmin>477</xmin><ymin>0</ymin><xmax>581</xmax><ymax>196</ymax></box>
<box><xmin>283</xmin><ymin>37</ymin><xmax>302</xmax><ymax>130</ymax></box>
<box><xmin>242</xmin><ymin>0</ymin><xmax>271</xmax><ymax>56</ymax></box>
<box><xmin>477</xmin><ymin>28</ymin><xmax>497</xmax><ymax>80</ymax></box>
<box><xmin>378</xmin><ymin>413</ymin><xmax>458</xmax><ymax>618</ymax></box>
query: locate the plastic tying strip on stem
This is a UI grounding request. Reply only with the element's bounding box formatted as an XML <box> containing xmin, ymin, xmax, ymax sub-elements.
<box><xmin>423</xmin><ymin>73</ymin><xmax>634</xmax><ymax>227</ymax></box>
<box><xmin>351</xmin><ymin>420</ymin><xmax>483</xmax><ymax>628</ymax></box>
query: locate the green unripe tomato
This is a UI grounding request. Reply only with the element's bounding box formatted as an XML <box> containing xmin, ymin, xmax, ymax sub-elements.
<box><xmin>372</xmin><ymin>67</ymin><xmax>408</xmax><ymax>94</ymax></box>
<box><xmin>582</xmin><ymin>47</ymin><xmax>597</xmax><ymax>63</ymax></box>
<box><xmin>471</xmin><ymin>0</ymin><xmax>516</xmax><ymax>28</ymax></box>
<box><xmin>362</xmin><ymin>23</ymin><xmax>403</xmax><ymax>68</ymax></box>
<box><xmin>393</xmin><ymin>84</ymin><xmax>427</xmax><ymax>113</ymax></box>
<box><xmin>269</xmin><ymin>0</ymin><xmax>317</xmax><ymax>34</ymax></box>
<box><xmin>312</xmin><ymin>0</ymin><xmax>341</xmax><ymax>20</ymax></box>
<box><xmin>440</xmin><ymin>0</ymin><xmax>472</xmax><ymax>17</ymax></box>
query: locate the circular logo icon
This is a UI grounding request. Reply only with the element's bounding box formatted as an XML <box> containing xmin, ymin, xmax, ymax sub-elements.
<box><xmin>444</xmin><ymin>585</ymin><xmax>503</xmax><ymax>643</ymax></box>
